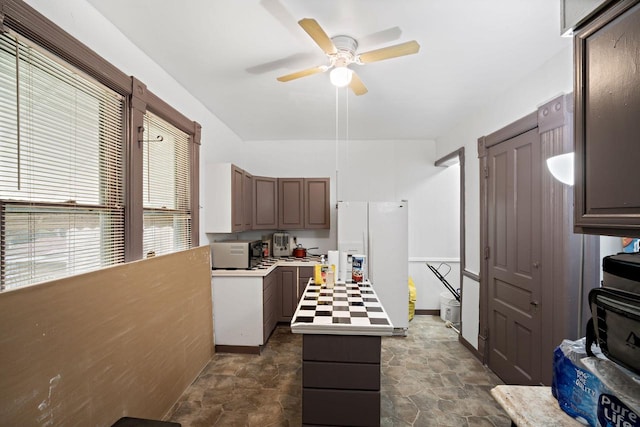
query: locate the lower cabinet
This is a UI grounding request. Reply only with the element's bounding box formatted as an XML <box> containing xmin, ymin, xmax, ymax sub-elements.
<box><xmin>278</xmin><ymin>266</ymin><xmax>298</xmax><ymax>321</ymax></box>
<box><xmin>278</xmin><ymin>265</ymin><xmax>316</xmax><ymax>323</ymax></box>
<box><xmin>263</xmin><ymin>269</ymin><xmax>278</xmax><ymax>342</ymax></box>
<box><xmin>214</xmin><ymin>264</ymin><xmax>317</xmax><ymax>352</ymax></box>
<box><xmin>298</xmin><ymin>266</ymin><xmax>314</xmax><ymax>300</ymax></box>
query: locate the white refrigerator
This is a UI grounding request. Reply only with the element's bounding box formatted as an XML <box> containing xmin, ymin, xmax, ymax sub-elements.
<box><xmin>337</xmin><ymin>201</ymin><xmax>409</xmax><ymax>334</ymax></box>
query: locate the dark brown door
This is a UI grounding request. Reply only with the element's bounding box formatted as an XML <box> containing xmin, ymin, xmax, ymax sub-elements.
<box><xmin>487</xmin><ymin>128</ymin><xmax>542</xmax><ymax>385</ymax></box>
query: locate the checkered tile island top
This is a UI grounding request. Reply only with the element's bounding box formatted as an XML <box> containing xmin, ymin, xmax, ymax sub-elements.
<box><xmin>290</xmin><ymin>280</ymin><xmax>394</xmax><ymax>336</ymax></box>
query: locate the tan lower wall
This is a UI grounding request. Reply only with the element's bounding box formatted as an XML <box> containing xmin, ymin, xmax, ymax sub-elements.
<box><xmin>0</xmin><ymin>245</ymin><xmax>214</xmax><ymax>426</ymax></box>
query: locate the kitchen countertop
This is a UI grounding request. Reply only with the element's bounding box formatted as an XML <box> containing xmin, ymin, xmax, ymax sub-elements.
<box><xmin>290</xmin><ymin>279</ymin><xmax>394</xmax><ymax>336</ymax></box>
<box><xmin>490</xmin><ymin>385</ymin><xmax>583</xmax><ymax>426</ymax></box>
<box><xmin>211</xmin><ymin>256</ymin><xmax>321</xmax><ymax>277</ymax></box>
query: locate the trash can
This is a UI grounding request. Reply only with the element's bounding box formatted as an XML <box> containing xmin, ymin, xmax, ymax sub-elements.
<box><xmin>439</xmin><ymin>291</ymin><xmax>460</xmax><ymax>324</ymax></box>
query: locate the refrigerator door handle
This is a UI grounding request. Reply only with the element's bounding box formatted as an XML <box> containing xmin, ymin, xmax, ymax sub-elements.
<box><xmin>362</xmin><ymin>231</ymin><xmax>366</xmax><ymax>258</ymax></box>
<box><xmin>368</xmin><ymin>231</ymin><xmax>373</xmax><ymax>282</ymax></box>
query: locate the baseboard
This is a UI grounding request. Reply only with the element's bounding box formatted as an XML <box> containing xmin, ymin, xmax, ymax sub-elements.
<box><xmin>215</xmin><ymin>344</ymin><xmax>261</xmax><ymax>355</ymax></box>
<box><xmin>414</xmin><ymin>309</ymin><xmax>440</xmax><ymax>316</ymax></box>
<box><xmin>459</xmin><ymin>335</ymin><xmax>483</xmax><ymax>362</ymax></box>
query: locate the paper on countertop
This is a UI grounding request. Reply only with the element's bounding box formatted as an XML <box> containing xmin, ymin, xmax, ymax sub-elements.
<box><xmin>327</xmin><ymin>251</ymin><xmax>340</xmax><ymax>279</ymax></box>
<box><xmin>338</xmin><ymin>251</ymin><xmax>348</xmax><ymax>281</ymax></box>
<box><xmin>327</xmin><ymin>250</ymin><xmax>339</xmax><ymax>270</ymax></box>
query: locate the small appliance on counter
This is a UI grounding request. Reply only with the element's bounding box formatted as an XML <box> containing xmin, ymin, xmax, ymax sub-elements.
<box><xmin>211</xmin><ymin>239</ymin><xmax>262</xmax><ymax>269</ymax></box>
<box><xmin>273</xmin><ymin>232</ymin><xmax>290</xmax><ymax>257</ymax></box>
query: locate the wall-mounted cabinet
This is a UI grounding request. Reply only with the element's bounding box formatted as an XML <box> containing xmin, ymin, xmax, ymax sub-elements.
<box><xmin>279</xmin><ymin>178</ymin><xmax>305</xmax><ymax>229</ymax></box>
<box><xmin>253</xmin><ymin>176</ymin><xmax>278</xmax><ymax>230</ymax></box>
<box><xmin>243</xmin><ymin>170</ymin><xmax>253</xmax><ymax>231</ymax></box>
<box><xmin>206</xmin><ymin>163</ymin><xmax>329</xmax><ymax>233</ymax></box>
<box><xmin>205</xmin><ymin>163</ymin><xmax>251</xmax><ymax>233</ymax></box>
<box><xmin>304</xmin><ymin>178</ymin><xmax>330</xmax><ymax>229</ymax></box>
<box><xmin>278</xmin><ymin>178</ymin><xmax>330</xmax><ymax>230</ymax></box>
<box><xmin>574</xmin><ymin>0</ymin><xmax>640</xmax><ymax>237</ymax></box>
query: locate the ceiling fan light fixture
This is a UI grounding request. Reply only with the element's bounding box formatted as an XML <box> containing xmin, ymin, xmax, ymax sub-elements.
<box><xmin>330</xmin><ymin>66</ymin><xmax>353</xmax><ymax>87</ymax></box>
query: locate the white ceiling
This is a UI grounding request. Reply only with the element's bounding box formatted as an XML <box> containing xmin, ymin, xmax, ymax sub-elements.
<box><xmin>86</xmin><ymin>0</ymin><xmax>570</xmax><ymax>141</ymax></box>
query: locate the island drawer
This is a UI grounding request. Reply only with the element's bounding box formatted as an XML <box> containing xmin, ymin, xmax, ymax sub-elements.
<box><xmin>302</xmin><ymin>388</ymin><xmax>380</xmax><ymax>427</ymax></box>
<box><xmin>303</xmin><ymin>361</ymin><xmax>380</xmax><ymax>390</ymax></box>
<box><xmin>302</xmin><ymin>334</ymin><xmax>381</xmax><ymax>363</ymax></box>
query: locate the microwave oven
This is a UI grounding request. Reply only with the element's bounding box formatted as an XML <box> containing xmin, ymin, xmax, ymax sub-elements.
<box><xmin>211</xmin><ymin>239</ymin><xmax>262</xmax><ymax>269</ymax></box>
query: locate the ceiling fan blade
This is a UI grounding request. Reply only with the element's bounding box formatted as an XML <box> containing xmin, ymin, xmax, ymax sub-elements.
<box><xmin>276</xmin><ymin>65</ymin><xmax>325</xmax><ymax>82</ymax></box>
<box><xmin>298</xmin><ymin>18</ymin><xmax>337</xmax><ymax>55</ymax></box>
<box><xmin>349</xmin><ymin>72</ymin><xmax>368</xmax><ymax>96</ymax></box>
<box><xmin>358</xmin><ymin>40</ymin><xmax>420</xmax><ymax>64</ymax></box>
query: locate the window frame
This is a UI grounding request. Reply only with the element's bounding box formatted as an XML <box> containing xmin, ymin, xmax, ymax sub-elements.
<box><xmin>0</xmin><ymin>0</ymin><xmax>201</xmax><ymax>280</ymax></box>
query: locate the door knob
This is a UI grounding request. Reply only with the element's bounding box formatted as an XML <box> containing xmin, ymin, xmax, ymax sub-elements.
<box><xmin>530</xmin><ymin>300</ymin><xmax>539</xmax><ymax>313</ymax></box>
<box><xmin>533</xmin><ymin>262</ymin><xmax>540</xmax><ymax>269</ymax></box>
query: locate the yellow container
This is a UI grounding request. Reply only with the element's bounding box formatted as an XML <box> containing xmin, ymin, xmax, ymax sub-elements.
<box><xmin>314</xmin><ymin>264</ymin><xmax>335</xmax><ymax>285</ymax></box>
<box><xmin>408</xmin><ymin>277</ymin><xmax>417</xmax><ymax>321</ymax></box>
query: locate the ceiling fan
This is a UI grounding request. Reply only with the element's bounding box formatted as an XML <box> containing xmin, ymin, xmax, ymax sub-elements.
<box><xmin>276</xmin><ymin>18</ymin><xmax>420</xmax><ymax>95</ymax></box>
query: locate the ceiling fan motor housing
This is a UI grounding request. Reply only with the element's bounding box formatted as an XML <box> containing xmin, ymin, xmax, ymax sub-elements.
<box><xmin>331</xmin><ymin>35</ymin><xmax>358</xmax><ymax>67</ymax></box>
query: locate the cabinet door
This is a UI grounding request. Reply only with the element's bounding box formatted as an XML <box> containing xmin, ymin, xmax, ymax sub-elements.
<box><xmin>253</xmin><ymin>176</ymin><xmax>278</xmax><ymax>229</ymax></box>
<box><xmin>263</xmin><ymin>270</ymin><xmax>278</xmax><ymax>342</ymax></box>
<box><xmin>231</xmin><ymin>165</ymin><xmax>244</xmax><ymax>232</ymax></box>
<box><xmin>304</xmin><ymin>178</ymin><xmax>330</xmax><ymax>229</ymax></box>
<box><xmin>298</xmin><ymin>266</ymin><xmax>314</xmax><ymax>301</ymax></box>
<box><xmin>278</xmin><ymin>178</ymin><xmax>304</xmax><ymax>229</ymax></box>
<box><xmin>278</xmin><ymin>266</ymin><xmax>298</xmax><ymax>321</ymax></box>
<box><xmin>574</xmin><ymin>0</ymin><xmax>640</xmax><ymax>236</ymax></box>
<box><xmin>243</xmin><ymin>171</ymin><xmax>253</xmax><ymax>231</ymax></box>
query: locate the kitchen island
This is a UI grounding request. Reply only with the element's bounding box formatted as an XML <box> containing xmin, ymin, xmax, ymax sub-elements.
<box><xmin>291</xmin><ymin>279</ymin><xmax>393</xmax><ymax>427</ymax></box>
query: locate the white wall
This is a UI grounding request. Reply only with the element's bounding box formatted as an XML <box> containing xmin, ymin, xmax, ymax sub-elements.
<box><xmin>26</xmin><ymin>0</ymin><xmax>462</xmax><ymax>312</ymax></box>
<box><xmin>436</xmin><ymin>45</ymin><xmax>574</xmax><ymax>348</ymax></box>
<box><xmin>600</xmin><ymin>236</ymin><xmax>623</xmax><ymax>283</ymax></box>
<box><xmin>24</xmin><ymin>0</ymin><xmax>244</xmax><ymax>247</ymax></box>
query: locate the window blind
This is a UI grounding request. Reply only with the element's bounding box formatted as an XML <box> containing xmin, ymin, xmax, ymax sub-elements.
<box><xmin>0</xmin><ymin>33</ymin><xmax>125</xmax><ymax>289</ymax></box>
<box><xmin>142</xmin><ymin>111</ymin><xmax>191</xmax><ymax>257</ymax></box>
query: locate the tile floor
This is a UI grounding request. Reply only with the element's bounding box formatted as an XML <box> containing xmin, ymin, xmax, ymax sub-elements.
<box><xmin>166</xmin><ymin>315</ymin><xmax>511</xmax><ymax>426</ymax></box>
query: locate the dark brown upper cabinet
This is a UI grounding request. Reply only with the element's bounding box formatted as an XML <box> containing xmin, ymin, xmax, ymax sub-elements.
<box><xmin>304</xmin><ymin>178</ymin><xmax>330</xmax><ymax>229</ymax></box>
<box><xmin>242</xmin><ymin>170</ymin><xmax>253</xmax><ymax>231</ymax></box>
<box><xmin>574</xmin><ymin>0</ymin><xmax>640</xmax><ymax>237</ymax></box>
<box><xmin>278</xmin><ymin>178</ymin><xmax>330</xmax><ymax>230</ymax></box>
<box><xmin>231</xmin><ymin>165</ymin><xmax>245</xmax><ymax>232</ymax></box>
<box><xmin>278</xmin><ymin>178</ymin><xmax>305</xmax><ymax>229</ymax></box>
<box><xmin>205</xmin><ymin>163</ymin><xmax>252</xmax><ymax>233</ymax></box>
<box><xmin>253</xmin><ymin>176</ymin><xmax>278</xmax><ymax>230</ymax></box>
<box><xmin>206</xmin><ymin>163</ymin><xmax>329</xmax><ymax>233</ymax></box>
